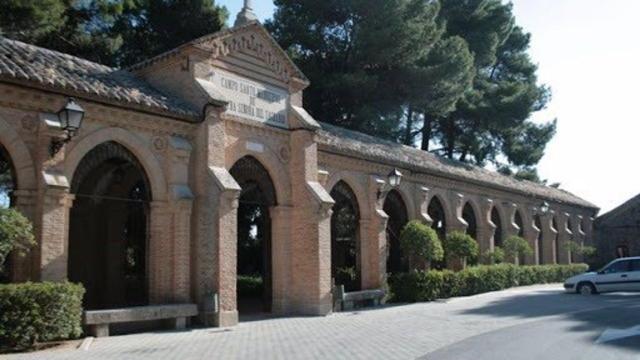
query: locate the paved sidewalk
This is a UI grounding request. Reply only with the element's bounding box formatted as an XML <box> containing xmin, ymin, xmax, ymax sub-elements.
<box><xmin>6</xmin><ymin>284</ymin><xmax>629</xmax><ymax>360</ymax></box>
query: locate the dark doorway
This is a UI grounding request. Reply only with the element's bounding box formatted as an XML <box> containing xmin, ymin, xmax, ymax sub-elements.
<box><xmin>230</xmin><ymin>156</ymin><xmax>276</xmax><ymax>314</ymax></box>
<box><xmin>428</xmin><ymin>196</ymin><xmax>447</xmax><ymax>269</ymax></box>
<box><xmin>462</xmin><ymin>203</ymin><xmax>477</xmax><ymax>240</ymax></box>
<box><xmin>535</xmin><ymin>215</ymin><xmax>543</xmax><ymax>264</ymax></box>
<box><xmin>491</xmin><ymin>207</ymin><xmax>503</xmax><ymax>248</ymax></box>
<box><xmin>0</xmin><ymin>144</ymin><xmax>16</xmax><ymax>283</ymax></box>
<box><xmin>330</xmin><ymin>181</ymin><xmax>360</xmax><ymax>292</ymax></box>
<box><xmin>68</xmin><ymin>142</ymin><xmax>150</xmax><ymax>310</ymax></box>
<box><xmin>384</xmin><ymin>190</ymin><xmax>408</xmax><ymax>274</ymax></box>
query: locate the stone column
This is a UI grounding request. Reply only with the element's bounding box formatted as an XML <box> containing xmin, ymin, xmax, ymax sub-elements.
<box><xmin>446</xmin><ymin>192</ymin><xmax>467</xmax><ymax>233</ymax></box>
<box><xmin>522</xmin><ymin>206</ymin><xmax>541</xmax><ymax>265</ymax></box>
<box><xmin>38</xmin><ymin>187</ymin><xmax>74</xmax><ymax>281</ymax></box>
<box><xmin>476</xmin><ymin>198</ymin><xmax>496</xmax><ymax>257</ymax></box>
<box><xmin>418</xmin><ymin>187</ymin><xmax>433</xmax><ymax>226</ymax></box>
<box><xmin>270</xmin><ymin>205</ymin><xmax>292</xmax><ymax>314</ymax></box>
<box><xmin>501</xmin><ymin>202</ymin><xmax>520</xmax><ymax>240</ymax></box>
<box><xmin>539</xmin><ymin>211</ymin><xmax>558</xmax><ymax>264</ymax></box>
<box><xmin>556</xmin><ymin>212</ymin><xmax>573</xmax><ymax>264</ymax></box>
<box><xmin>10</xmin><ymin>190</ymin><xmax>37</xmax><ymax>282</ymax></box>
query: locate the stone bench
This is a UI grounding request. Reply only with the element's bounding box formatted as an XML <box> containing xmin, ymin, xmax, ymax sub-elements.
<box><xmin>333</xmin><ymin>285</ymin><xmax>385</xmax><ymax>311</ymax></box>
<box><xmin>84</xmin><ymin>304</ymin><xmax>198</xmax><ymax>337</ymax></box>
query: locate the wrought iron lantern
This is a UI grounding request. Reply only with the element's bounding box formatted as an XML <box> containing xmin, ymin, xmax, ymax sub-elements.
<box><xmin>49</xmin><ymin>98</ymin><xmax>85</xmax><ymax>156</ymax></box>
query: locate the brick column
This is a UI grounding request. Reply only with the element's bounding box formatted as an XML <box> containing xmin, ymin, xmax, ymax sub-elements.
<box><xmin>522</xmin><ymin>206</ymin><xmax>541</xmax><ymax>265</ymax></box>
<box><xmin>570</xmin><ymin>214</ymin><xmax>586</xmax><ymax>263</ymax></box>
<box><xmin>38</xmin><ymin>188</ymin><xmax>74</xmax><ymax>281</ymax></box>
<box><xmin>360</xmin><ymin>176</ymin><xmax>388</xmax><ymax>290</ymax></box>
<box><xmin>270</xmin><ymin>205</ymin><xmax>292</xmax><ymax>314</ymax></box>
<box><xmin>418</xmin><ymin>187</ymin><xmax>433</xmax><ymax>226</ymax></box>
<box><xmin>501</xmin><ymin>202</ymin><xmax>520</xmax><ymax>240</ymax></box>
<box><xmin>540</xmin><ymin>211</ymin><xmax>558</xmax><ymax>264</ymax></box>
<box><xmin>476</xmin><ymin>198</ymin><xmax>496</xmax><ymax>258</ymax></box>
<box><xmin>556</xmin><ymin>212</ymin><xmax>573</xmax><ymax>264</ymax></box>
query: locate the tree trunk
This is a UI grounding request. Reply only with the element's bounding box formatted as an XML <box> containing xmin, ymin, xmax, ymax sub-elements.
<box><xmin>421</xmin><ymin>114</ymin><xmax>433</xmax><ymax>150</ymax></box>
<box><xmin>403</xmin><ymin>107</ymin><xmax>414</xmax><ymax>145</ymax></box>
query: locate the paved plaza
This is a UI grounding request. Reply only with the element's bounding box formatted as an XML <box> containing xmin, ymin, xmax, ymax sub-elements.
<box><xmin>7</xmin><ymin>284</ymin><xmax>640</xmax><ymax>360</ymax></box>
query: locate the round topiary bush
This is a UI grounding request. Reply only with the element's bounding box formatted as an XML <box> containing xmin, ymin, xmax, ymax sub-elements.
<box><xmin>0</xmin><ymin>208</ymin><xmax>35</xmax><ymax>272</ymax></box>
<box><xmin>443</xmin><ymin>231</ymin><xmax>479</xmax><ymax>269</ymax></box>
<box><xmin>399</xmin><ymin>220</ymin><xmax>444</xmax><ymax>270</ymax></box>
<box><xmin>503</xmin><ymin>235</ymin><xmax>533</xmax><ymax>264</ymax></box>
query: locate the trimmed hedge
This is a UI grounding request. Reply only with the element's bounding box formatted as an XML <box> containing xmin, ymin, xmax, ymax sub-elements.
<box><xmin>237</xmin><ymin>275</ymin><xmax>264</xmax><ymax>298</ymax></box>
<box><xmin>388</xmin><ymin>263</ymin><xmax>588</xmax><ymax>302</ymax></box>
<box><xmin>0</xmin><ymin>282</ymin><xmax>84</xmax><ymax>351</ymax></box>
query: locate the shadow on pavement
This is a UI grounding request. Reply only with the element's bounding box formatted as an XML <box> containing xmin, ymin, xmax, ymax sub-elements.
<box><xmin>459</xmin><ymin>289</ymin><xmax>640</xmax><ymax>351</ymax></box>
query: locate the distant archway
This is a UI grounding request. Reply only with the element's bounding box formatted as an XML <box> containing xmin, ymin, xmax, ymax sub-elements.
<box><xmin>462</xmin><ymin>202</ymin><xmax>478</xmax><ymax>240</ymax></box>
<box><xmin>230</xmin><ymin>156</ymin><xmax>277</xmax><ymax>314</ymax></box>
<box><xmin>491</xmin><ymin>207</ymin><xmax>503</xmax><ymax>248</ymax></box>
<box><xmin>384</xmin><ymin>190</ymin><xmax>409</xmax><ymax>274</ymax></box>
<box><xmin>552</xmin><ymin>217</ymin><xmax>559</xmax><ymax>264</ymax></box>
<box><xmin>330</xmin><ymin>181</ymin><xmax>361</xmax><ymax>291</ymax></box>
<box><xmin>428</xmin><ymin>196</ymin><xmax>447</xmax><ymax>240</ymax></box>
<box><xmin>514</xmin><ymin>210</ymin><xmax>525</xmax><ymax>263</ymax></box>
<box><xmin>69</xmin><ymin>141</ymin><xmax>151</xmax><ymax>310</ymax></box>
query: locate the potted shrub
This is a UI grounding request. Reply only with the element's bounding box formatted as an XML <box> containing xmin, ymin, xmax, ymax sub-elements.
<box><xmin>0</xmin><ymin>208</ymin><xmax>35</xmax><ymax>274</ymax></box>
<box><xmin>503</xmin><ymin>235</ymin><xmax>533</xmax><ymax>265</ymax></box>
<box><xmin>443</xmin><ymin>231</ymin><xmax>478</xmax><ymax>270</ymax></box>
<box><xmin>399</xmin><ymin>220</ymin><xmax>444</xmax><ymax>271</ymax></box>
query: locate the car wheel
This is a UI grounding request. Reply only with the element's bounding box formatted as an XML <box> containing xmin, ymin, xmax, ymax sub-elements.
<box><xmin>577</xmin><ymin>282</ymin><xmax>596</xmax><ymax>295</ymax></box>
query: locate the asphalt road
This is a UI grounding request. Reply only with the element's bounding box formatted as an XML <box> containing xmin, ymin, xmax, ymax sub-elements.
<box><xmin>424</xmin><ymin>292</ymin><xmax>640</xmax><ymax>360</ymax></box>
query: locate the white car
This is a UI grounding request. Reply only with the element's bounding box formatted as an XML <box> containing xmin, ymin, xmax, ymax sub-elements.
<box><xmin>564</xmin><ymin>256</ymin><xmax>640</xmax><ymax>295</ymax></box>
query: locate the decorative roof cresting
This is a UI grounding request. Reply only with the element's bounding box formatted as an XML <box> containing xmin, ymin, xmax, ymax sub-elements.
<box><xmin>235</xmin><ymin>0</ymin><xmax>258</xmax><ymax>27</ymax></box>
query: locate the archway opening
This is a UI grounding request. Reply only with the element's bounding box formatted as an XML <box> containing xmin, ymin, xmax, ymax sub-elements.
<box><xmin>552</xmin><ymin>217</ymin><xmax>559</xmax><ymax>264</ymax></box>
<box><xmin>230</xmin><ymin>156</ymin><xmax>276</xmax><ymax>315</ymax></box>
<box><xmin>383</xmin><ymin>190</ymin><xmax>408</xmax><ymax>274</ymax></box>
<box><xmin>462</xmin><ymin>203</ymin><xmax>477</xmax><ymax>240</ymax></box>
<box><xmin>491</xmin><ymin>207</ymin><xmax>503</xmax><ymax>248</ymax></box>
<box><xmin>69</xmin><ymin>142</ymin><xmax>151</xmax><ymax>310</ymax></box>
<box><xmin>535</xmin><ymin>215</ymin><xmax>543</xmax><ymax>264</ymax></box>
<box><xmin>0</xmin><ymin>144</ymin><xmax>16</xmax><ymax>283</ymax></box>
<box><xmin>514</xmin><ymin>210</ymin><xmax>525</xmax><ymax>264</ymax></box>
<box><xmin>428</xmin><ymin>196</ymin><xmax>447</xmax><ymax>269</ymax></box>
<box><xmin>330</xmin><ymin>181</ymin><xmax>360</xmax><ymax>292</ymax></box>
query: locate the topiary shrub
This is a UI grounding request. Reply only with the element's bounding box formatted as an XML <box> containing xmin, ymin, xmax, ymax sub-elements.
<box><xmin>443</xmin><ymin>231</ymin><xmax>479</xmax><ymax>270</ymax></box>
<box><xmin>0</xmin><ymin>208</ymin><xmax>35</xmax><ymax>272</ymax></box>
<box><xmin>399</xmin><ymin>220</ymin><xmax>444</xmax><ymax>270</ymax></box>
<box><xmin>237</xmin><ymin>275</ymin><xmax>264</xmax><ymax>298</ymax></box>
<box><xmin>503</xmin><ymin>235</ymin><xmax>533</xmax><ymax>265</ymax></box>
<box><xmin>481</xmin><ymin>247</ymin><xmax>505</xmax><ymax>264</ymax></box>
<box><xmin>0</xmin><ymin>282</ymin><xmax>85</xmax><ymax>351</ymax></box>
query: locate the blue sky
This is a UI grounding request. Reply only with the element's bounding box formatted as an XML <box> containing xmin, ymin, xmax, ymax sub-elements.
<box><xmin>218</xmin><ymin>0</ymin><xmax>640</xmax><ymax>214</ymax></box>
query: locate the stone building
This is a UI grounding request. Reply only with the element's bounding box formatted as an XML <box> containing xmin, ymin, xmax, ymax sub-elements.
<box><xmin>595</xmin><ymin>194</ymin><xmax>640</xmax><ymax>265</ymax></box>
<box><xmin>0</xmin><ymin>4</ymin><xmax>597</xmax><ymax>327</ymax></box>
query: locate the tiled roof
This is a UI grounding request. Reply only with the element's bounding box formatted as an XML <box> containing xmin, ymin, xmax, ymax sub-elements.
<box><xmin>0</xmin><ymin>36</ymin><xmax>199</xmax><ymax>120</ymax></box>
<box><xmin>317</xmin><ymin>122</ymin><xmax>598</xmax><ymax>210</ymax></box>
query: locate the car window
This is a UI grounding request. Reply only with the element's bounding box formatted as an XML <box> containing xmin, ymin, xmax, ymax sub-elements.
<box><xmin>603</xmin><ymin>260</ymin><xmax>631</xmax><ymax>274</ymax></box>
<box><xmin>630</xmin><ymin>260</ymin><xmax>640</xmax><ymax>271</ymax></box>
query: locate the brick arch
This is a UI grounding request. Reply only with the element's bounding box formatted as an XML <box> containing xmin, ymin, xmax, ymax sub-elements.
<box><xmin>65</xmin><ymin>127</ymin><xmax>167</xmax><ymax>201</ymax></box>
<box><xmin>226</xmin><ymin>140</ymin><xmax>291</xmax><ymax>206</ymax></box>
<box><xmin>385</xmin><ymin>183</ymin><xmax>417</xmax><ymax>220</ymax></box>
<box><xmin>0</xmin><ymin>116</ymin><xmax>37</xmax><ymax>190</ymax></box>
<box><xmin>425</xmin><ymin>192</ymin><xmax>452</xmax><ymax>227</ymax></box>
<box><xmin>325</xmin><ymin>171</ymin><xmax>370</xmax><ymax>220</ymax></box>
<box><xmin>462</xmin><ymin>200</ymin><xmax>481</xmax><ymax>239</ymax></box>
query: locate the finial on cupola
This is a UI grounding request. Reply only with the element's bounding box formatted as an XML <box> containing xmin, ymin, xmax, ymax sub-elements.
<box><xmin>235</xmin><ymin>0</ymin><xmax>258</xmax><ymax>27</ymax></box>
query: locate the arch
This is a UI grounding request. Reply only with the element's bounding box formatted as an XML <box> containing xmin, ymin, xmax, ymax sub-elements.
<box><xmin>65</xmin><ymin>127</ymin><xmax>167</xmax><ymax>201</ymax></box>
<box><xmin>68</xmin><ymin>141</ymin><xmax>152</xmax><ymax>310</ymax></box>
<box><xmin>552</xmin><ymin>216</ymin><xmax>559</xmax><ymax>264</ymax></box>
<box><xmin>462</xmin><ymin>202</ymin><xmax>479</xmax><ymax>240</ymax></box>
<box><xmin>0</xmin><ymin>117</ymin><xmax>36</xmax><ymax>190</ymax></box>
<box><xmin>491</xmin><ymin>206</ymin><xmax>504</xmax><ymax>248</ymax></box>
<box><xmin>383</xmin><ymin>189</ymin><xmax>409</xmax><ymax>274</ymax></box>
<box><xmin>0</xmin><ymin>144</ymin><xmax>16</xmax><ymax>208</ymax></box>
<box><xmin>428</xmin><ymin>195</ymin><xmax>448</xmax><ymax>239</ymax></box>
<box><xmin>226</xmin><ymin>139</ymin><xmax>291</xmax><ymax>205</ymax></box>
<box><xmin>514</xmin><ymin>209</ymin><xmax>524</xmax><ymax>237</ymax></box>
<box><xmin>329</xmin><ymin>180</ymin><xmax>361</xmax><ymax>291</ymax></box>
<box><xmin>325</xmin><ymin>171</ymin><xmax>369</xmax><ymax>220</ymax></box>
<box><xmin>230</xmin><ymin>156</ymin><xmax>277</xmax><ymax>314</ymax></box>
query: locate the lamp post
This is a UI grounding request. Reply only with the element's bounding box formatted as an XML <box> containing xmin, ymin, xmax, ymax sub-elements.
<box><xmin>49</xmin><ymin>98</ymin><xmax>85</xmax><ymax>157</ymax></box>
<box><xmin>377</xmin><ymin>168</ymin><xmax>403</xmax><ymax>199</ymax></box>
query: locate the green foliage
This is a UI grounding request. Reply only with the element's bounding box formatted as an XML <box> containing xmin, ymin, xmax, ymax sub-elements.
<box><xmin>482</xmin><ymin>247</ymin><xmax>505</xmax><ymax>264</ymax></box>
<box><xmin>236</xmin><ymin>275</ymin><xmax>263</xmax><ymax>298</ymax></box>
<box><xmin>0</xmin><ymin>0</ymin><xmax>227</xmax><ymax>67</ymax></box>
<box><xmin>399</xmin><ymin>220</ymin><xmax>444</xmax><ymax>268</ymax></box>
<box><xmin>443</xmin><ymin>231</ymin><xmax>478</xmax><ymax>260</ymax></box>
<box><xmin>388</xmin><ymin>263</ymin><xmax>588</xmax><ymax>302</ymax></box>
<box><xmin>0</xmin><ymin>282</ymin><xmax>85</xmax><ymax>351</ymax></box>
<box><xmin>0</xmin><ymin>208</ymin><xmax>35</xmax><ymax>272</ymax></box>
<box><xmin>503</xmin><ymin>235</ymin><xmax>533</xmax><ymax>263</ymax></box>
<box><xmin>334</xmin><ymin>266</ymin><xmax>358</xmax><ymax>291</ymax></box>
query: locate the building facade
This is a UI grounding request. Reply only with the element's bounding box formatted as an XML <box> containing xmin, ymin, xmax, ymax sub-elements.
<box><xmin>0</xmin><ymin>10</ymin><xmax>597</xmax><ymax>327</ymax></box>
<box><xmin>595</xmin><ymin>194</ymin><xmax>640</xmax><ymax>266</ymax></box>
